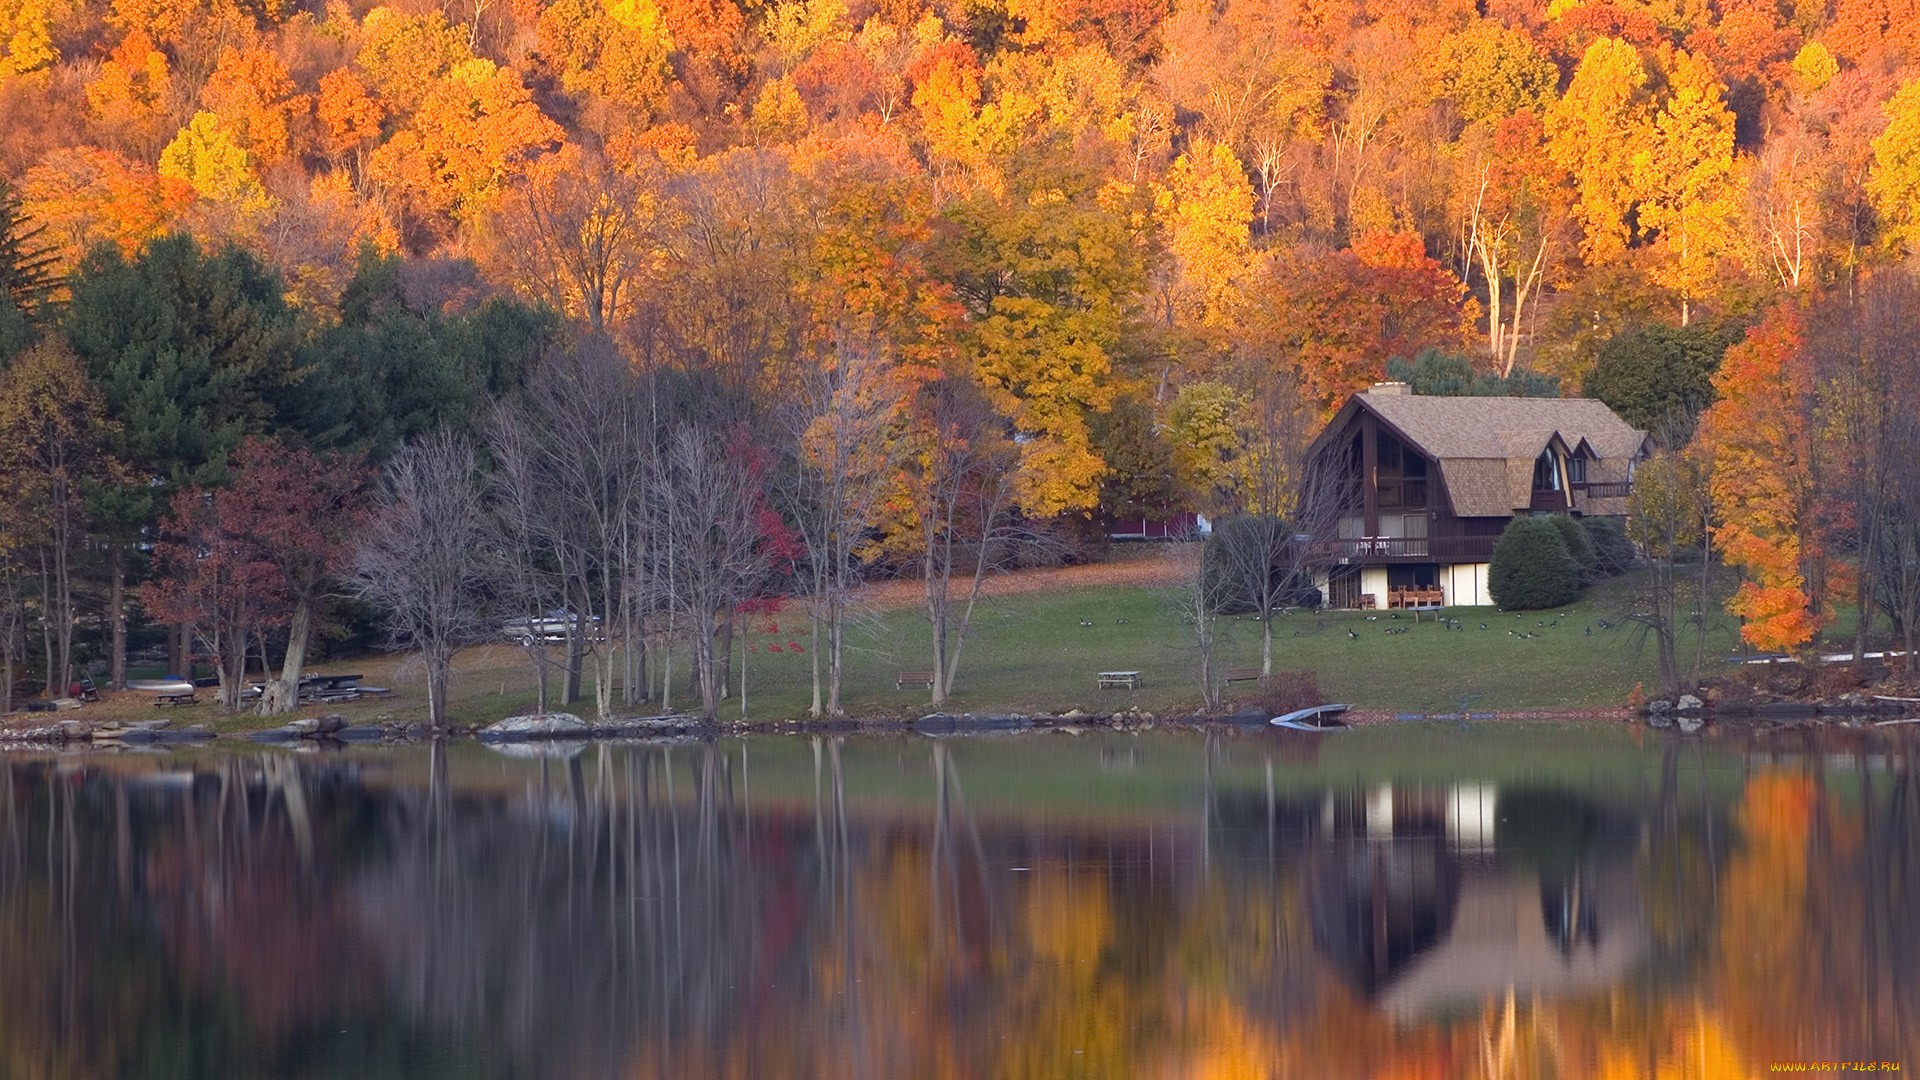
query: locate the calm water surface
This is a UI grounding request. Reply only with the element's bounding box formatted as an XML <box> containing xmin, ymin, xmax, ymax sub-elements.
<box><xmin>1</xmin><ymin>722</ymin><xmax>1915</xmax><ymax>1079</ymax></box>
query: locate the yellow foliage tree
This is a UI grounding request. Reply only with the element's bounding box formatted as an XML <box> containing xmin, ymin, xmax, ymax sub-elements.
<box><xmin>158</xmin><ymin>111</ymin><xmax>276</xmax><ymax>221</ymax></box>
<box><xmin>536</xmin><ymin>0</ymin><xmax>673</xmax><ymax>116</ymax></box>
<box><xmin>1547</xmin><ymin>36</ymin><xmax>1650</xmax><ymax>265</ymax></box>
<box><xmin>1634</xmin><ymin>50</ymin><xmax>1741</xmax><ymax>325</ymax></box>
<box><xmin>0</xmin><ymin>0</ymin><xmax>57</xmax><ymax>75</ymax></box>
<box><xmin>1867</xmin><ymin>78</ymin><xmax>1920</xmax><ymax>258</ymax></box>
<box><xmin>355</xmin><ymin>6</ymin><xmax>471</xmax><ymax>115</ymax></box>
<box><xmin>1153</xmin><ymin>137</ymin><xmax>1254</xmax><ymax>331</ymax></box>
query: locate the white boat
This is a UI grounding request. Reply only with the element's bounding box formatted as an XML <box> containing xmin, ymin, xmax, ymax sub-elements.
<box><xmin>1271</xmin><ymin>704</ymin><xmax>1353</xmax><ymax>731</ymax></box>
<box><xmin>127</xmin><ymin>679</ymin><xmax>196</xmax><ymax>694</ymax></box>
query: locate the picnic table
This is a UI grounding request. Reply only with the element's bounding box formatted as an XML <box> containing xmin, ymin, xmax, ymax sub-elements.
<box><xmin>239</xmin><ymin>674</ymin><xmax>377</xmax><ymax>704</ymax></box>
<box><xmin>153</xmin><ymin>690</ymin><xmax>198</xmax><ymax>707</ymax></box>
<box><xmin>1098</xmin><ymin>671</ymin><xmax>1142</xmax><ymax>690</ymax></box>
<box><xmin>305</xmin><ymin>674</ymin><xmax>365</xmax><ymax>703</ymax></box>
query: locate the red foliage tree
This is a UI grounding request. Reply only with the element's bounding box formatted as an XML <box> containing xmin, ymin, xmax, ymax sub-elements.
<box><xmin>143</xmin><ymin>438</ymin><xmax>368</xmax><ymax>712</ymax></box>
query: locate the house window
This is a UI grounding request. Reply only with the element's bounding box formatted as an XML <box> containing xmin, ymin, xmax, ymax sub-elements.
<box><xmin>1375</xmin><ymin>431</ymin><xmax>1428</xmax><ymax>508</ymax></box>
<box><xmin>1568</xmin><ymin>456</ymin><xmax>1588</xmax><ymax>484</ymax></box>
<box><xmin>1533</xmin><ymin>450</ymin><xmax>1561</xmax><ymax>491</ymax></box>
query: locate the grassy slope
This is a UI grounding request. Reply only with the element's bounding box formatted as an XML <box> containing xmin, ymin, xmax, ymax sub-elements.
<box><xmin>68</xmin><ymin>545</ymin><xmax>1758</xmax><ymax>730</ymax></box>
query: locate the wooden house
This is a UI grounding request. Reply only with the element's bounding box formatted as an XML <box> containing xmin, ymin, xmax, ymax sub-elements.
<box><xmin>1307</xmin><ymin>383</ymin><xmax>1650</xmax><ymax>609</ymax></box>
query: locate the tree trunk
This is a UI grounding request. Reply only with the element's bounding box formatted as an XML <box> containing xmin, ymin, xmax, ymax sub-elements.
<box><xmin>693</xmin><ymin>615</ymin><xmax>719</xmax><ymax>719</ymax></box>
<box><xmin>659</xmin><ymin>641</ymin><xmax>671</xmax><ymax>713</ymax></box>
<box><xmin>261</xmin><ymin>596</ymin><xmax>313</xmax><ymax>715</ymax></box>
<box><xmin>926</xmin><ymin>537</ymin><xmax>951</xmax><ymax>705</ymax></box>
<box><xmin>1855</xmin><ymin>502</ymin><xmax>1875</xmax><ymax>663</ymax></box>
<box><xmin>37</xmin><ymin>548</ymin><xmax>53</xmax><ymax>698</ymax></box>
<box><xmin>109</xmin><ymin>546</ymin><xmax>127</xmax><ymax>690</ymax></box>
<box><xmin>563</xmin><ymin>632</ymin><xmax>583</xmax><ymax>704</ymax></box>
<box><xmin>809</xmin><ymin>599</ymin><xmax>824</xmax><ymax>718</ymax></box>
<box><xmin>827</xmin><ymin>605</ymin><xmax>844</xmax><ymax>717</ymax></box>
<box><xmin>427</xmin><ymin>643</ymin><xmax>451</xmax><ymax>728</ymax></box>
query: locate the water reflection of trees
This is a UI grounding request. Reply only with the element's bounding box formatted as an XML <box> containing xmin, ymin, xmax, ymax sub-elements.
<box><xmin>0</xmin><ymin>731</ymin><xmax>1915</xmax><ymax>1077</ymax></box>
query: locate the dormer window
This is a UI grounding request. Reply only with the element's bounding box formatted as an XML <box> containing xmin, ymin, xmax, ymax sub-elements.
<box><xmin>1568</xmin><ymin>455</ymin><xmax>1587</xmax><ymax>484</ymax></box>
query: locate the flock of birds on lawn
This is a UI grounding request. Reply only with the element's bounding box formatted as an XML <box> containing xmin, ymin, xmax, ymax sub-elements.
<box><xmin>1075</xmin><ymin>609</ymin><xmax>1625</xmax><ymax>641</ymax></box>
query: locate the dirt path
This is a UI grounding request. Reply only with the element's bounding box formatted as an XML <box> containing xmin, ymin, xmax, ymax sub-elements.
<box><xmin>853</xmin><ymin>542</ymin><xmax>1195</xmax><ymax>612</ymax></box>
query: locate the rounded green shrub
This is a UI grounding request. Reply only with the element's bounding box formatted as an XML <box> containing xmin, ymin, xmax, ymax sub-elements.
<box><xmin>1547</xmin><ymin>513</ymin><xmax>1596</xmax><ymax>581</ymax></box>
<box><xmin>1489</xmin><ymin>516</ymin><xmax>1583</xmax><ymax>610</ymax></box>
<box><xmin>1581</xmin><ymin>515</ymin><xmax>1635</xmax><ymax>577</ymax></box>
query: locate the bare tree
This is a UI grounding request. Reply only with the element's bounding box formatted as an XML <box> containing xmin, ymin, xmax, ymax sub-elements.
<box><xmin>777</xmin><ymin>342</ymin><xmax>911</xmax><ymax>716</ymax></box>
<box><xmin>489</xmin><ymin>343</ymin><xmax>653</xmax><ymax>719</ymax></box>
<box><xmin>1625</xmin><ymin>450</ymin><xmax>1715</xmax><ymax>695</ymax></box>
<box><xmin>485</xmin><ymin>407</ymin><xmax>574</xmax><ymax>712</ymax></box>
<box><xmin>0</xmin><ymin>340</ymin><xmax>113</xmax><ymax>702</ymax></box>
<box><xmin>1876</xmin><ymin>421</ymin><xmax>1920</xmax><ymax>672</ymax></box>
<box><xmin>1808</xmin><ymin>273</ymin><xmax>1920</xmax><ymax>667</ymax></box>
<box><xmin>1168</xmin><ymin>540</ymin><xmax>1233</xmax><ymax>713</ymax></box>
<box><xmin>659</xmin><ymin>423</ymin><xmax>781</xmax><ymax>719</ymax></box>
<box><xmin>350</xmin><ymin>433</ymin><xmax>493</xmax><ymax>730</ymax></box>
<box><xmin>1211</xmin><ymin>377</ymin><xmax>1350</xmax><ymax>676</ymax></box>
<box><xmin>0</xmin><ymin>559</ymin><xmax>21</xmax><ymax>712</ymax></box>
<box><xmin>908</xmin><ymin>376</ymin><xmax>1019</xmax><ymax>706</ymax></box>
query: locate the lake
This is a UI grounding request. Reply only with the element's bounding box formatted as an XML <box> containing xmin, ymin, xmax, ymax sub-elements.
<box><xmin>1</xmin><ymin>722</ymin><xmax>1914</xmax><ymax>1078</ymax></box>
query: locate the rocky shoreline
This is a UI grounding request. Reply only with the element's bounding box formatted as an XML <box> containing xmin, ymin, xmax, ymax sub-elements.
<box><xmin>6</xmin><ymin>696</ymin><xmax>1919</xmax><ymax>750</ymax></box>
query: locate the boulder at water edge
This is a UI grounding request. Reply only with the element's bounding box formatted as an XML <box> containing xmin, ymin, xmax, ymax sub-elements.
<box><xmin>481</xmin><ymin>713</ymin><xmax>591</xmax><ymax>740</ymax></box>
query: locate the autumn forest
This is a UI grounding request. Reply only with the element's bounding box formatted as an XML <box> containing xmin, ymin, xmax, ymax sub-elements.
<box><xmin>5</xmin><ymin>0</ymin><xmax>1920</xmax><ymax>717</ymax></box>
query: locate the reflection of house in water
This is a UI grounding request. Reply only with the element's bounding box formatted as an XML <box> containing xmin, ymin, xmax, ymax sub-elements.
<box><xmin>1223</xmin><ymin>781</ymin><xmax>1648</xmax><ymax>1022</ymax></box>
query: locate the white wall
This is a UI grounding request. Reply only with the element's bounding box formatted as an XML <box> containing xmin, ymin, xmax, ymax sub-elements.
<box><xmin>1361</xmin><ymin>566</ymin><xmax>1389</xmax><ymax>606</ymax></box>
<box><xmin>1443</xmin><ymin>562</ymin><xmax>1494</xmax><ymax>606</ymax></box>
<box><xmin>1317</xmin><ymin>562</ymin><xmax>1495</xmax><ymax>608</ymax></box>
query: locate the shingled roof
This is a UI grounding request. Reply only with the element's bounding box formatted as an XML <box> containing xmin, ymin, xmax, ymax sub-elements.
<box><xmin>1315</xmin><ymin>388</ymin><xmax>1650</xmax><ymax>517</ymax></box>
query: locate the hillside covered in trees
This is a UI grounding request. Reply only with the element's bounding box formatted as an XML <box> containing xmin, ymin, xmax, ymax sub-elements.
<box><xmin>5</xmin><ymin>0</ymin><xmax>1920</xmax><ymax>717</ymax></box>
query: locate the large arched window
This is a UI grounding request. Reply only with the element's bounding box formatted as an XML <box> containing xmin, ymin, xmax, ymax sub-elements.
<box><xmin>1532</xmin><ymin>449</ymin><xmax>1561</xmax><ymax>492</ymax></box>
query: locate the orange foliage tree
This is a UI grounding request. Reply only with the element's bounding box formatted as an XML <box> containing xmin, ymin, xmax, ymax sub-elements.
<box><xmin>367</xmin><ymin>58</ymin><xmax>563</xmax><ymax>244</ymax></box>
<box><xmin>200</xmin><ymin>44</ymin><xmax>308</xmax><ymax>167</ymax></box>
<box><xmin>1699</xmin><ymin>304</ymin><xmax>1831</xmax><ymax>653</ymax></box>
<box><xmin>1253</xmin><ymin>230</ymin><xmax>1475</xmax><ymax>416</ymax></box>
<box><xmin>19</xmin><ymin>146</ymin><xmax>191</xmax><ymax>272</ymax></box>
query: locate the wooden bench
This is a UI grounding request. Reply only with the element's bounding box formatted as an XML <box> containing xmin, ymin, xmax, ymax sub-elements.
<box><xmin>152</xmin><ymin>691</ymin><xmax>198</xmax><ymax>707</ymax></box>
<box><xmin>1222</xmin><ymin>667</ymin><xmax>1266</xmax><ymax>685</ymax></box>
<box><xmin>1097</xmin><ymin>671</ymin><xmax>1142</xmax><ymax>690</ymax></box>
<box><xmin>895</xmin><ymin>671</ymin><xmax>936</xmax><ymax>690</ymax></box>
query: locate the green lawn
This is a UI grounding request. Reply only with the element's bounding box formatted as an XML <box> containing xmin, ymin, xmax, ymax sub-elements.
<box><xmin>710</xmin><ymin>572</ymin><xmax>1740</xmax><ymax>718</ymax></box>
<box><xmin>111</xmin><ymin>561</ymin><xmax>1759</xmax><ymax>729</ymax></box>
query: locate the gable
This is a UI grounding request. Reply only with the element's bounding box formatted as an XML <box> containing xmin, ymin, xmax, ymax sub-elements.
<box><xmin>1315</xmin><ymin>389</ymin><xmax>1649</xmax><ymax>517</ymax></box>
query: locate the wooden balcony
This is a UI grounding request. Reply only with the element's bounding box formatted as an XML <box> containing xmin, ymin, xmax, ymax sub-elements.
<box><xmin>1575</xmin><ymin>480</ymin><xmax>1632</xmax><ymax>499</ymax></box>
<box><xmin>1323</xmin><ymin>536</ymin><xmax>1498</xmax><ymax>563</ymax></box>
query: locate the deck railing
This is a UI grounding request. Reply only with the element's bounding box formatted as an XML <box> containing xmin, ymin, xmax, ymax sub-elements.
<box><xmin>1576</xmin><ymin>480</ymin><xmax>1633</xmax><ymax>499</ymax></box>
<box><xmin>1322</xmin><ymin>536</ymin><xmax>1497</xmax><ymax>563</ymax></box>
